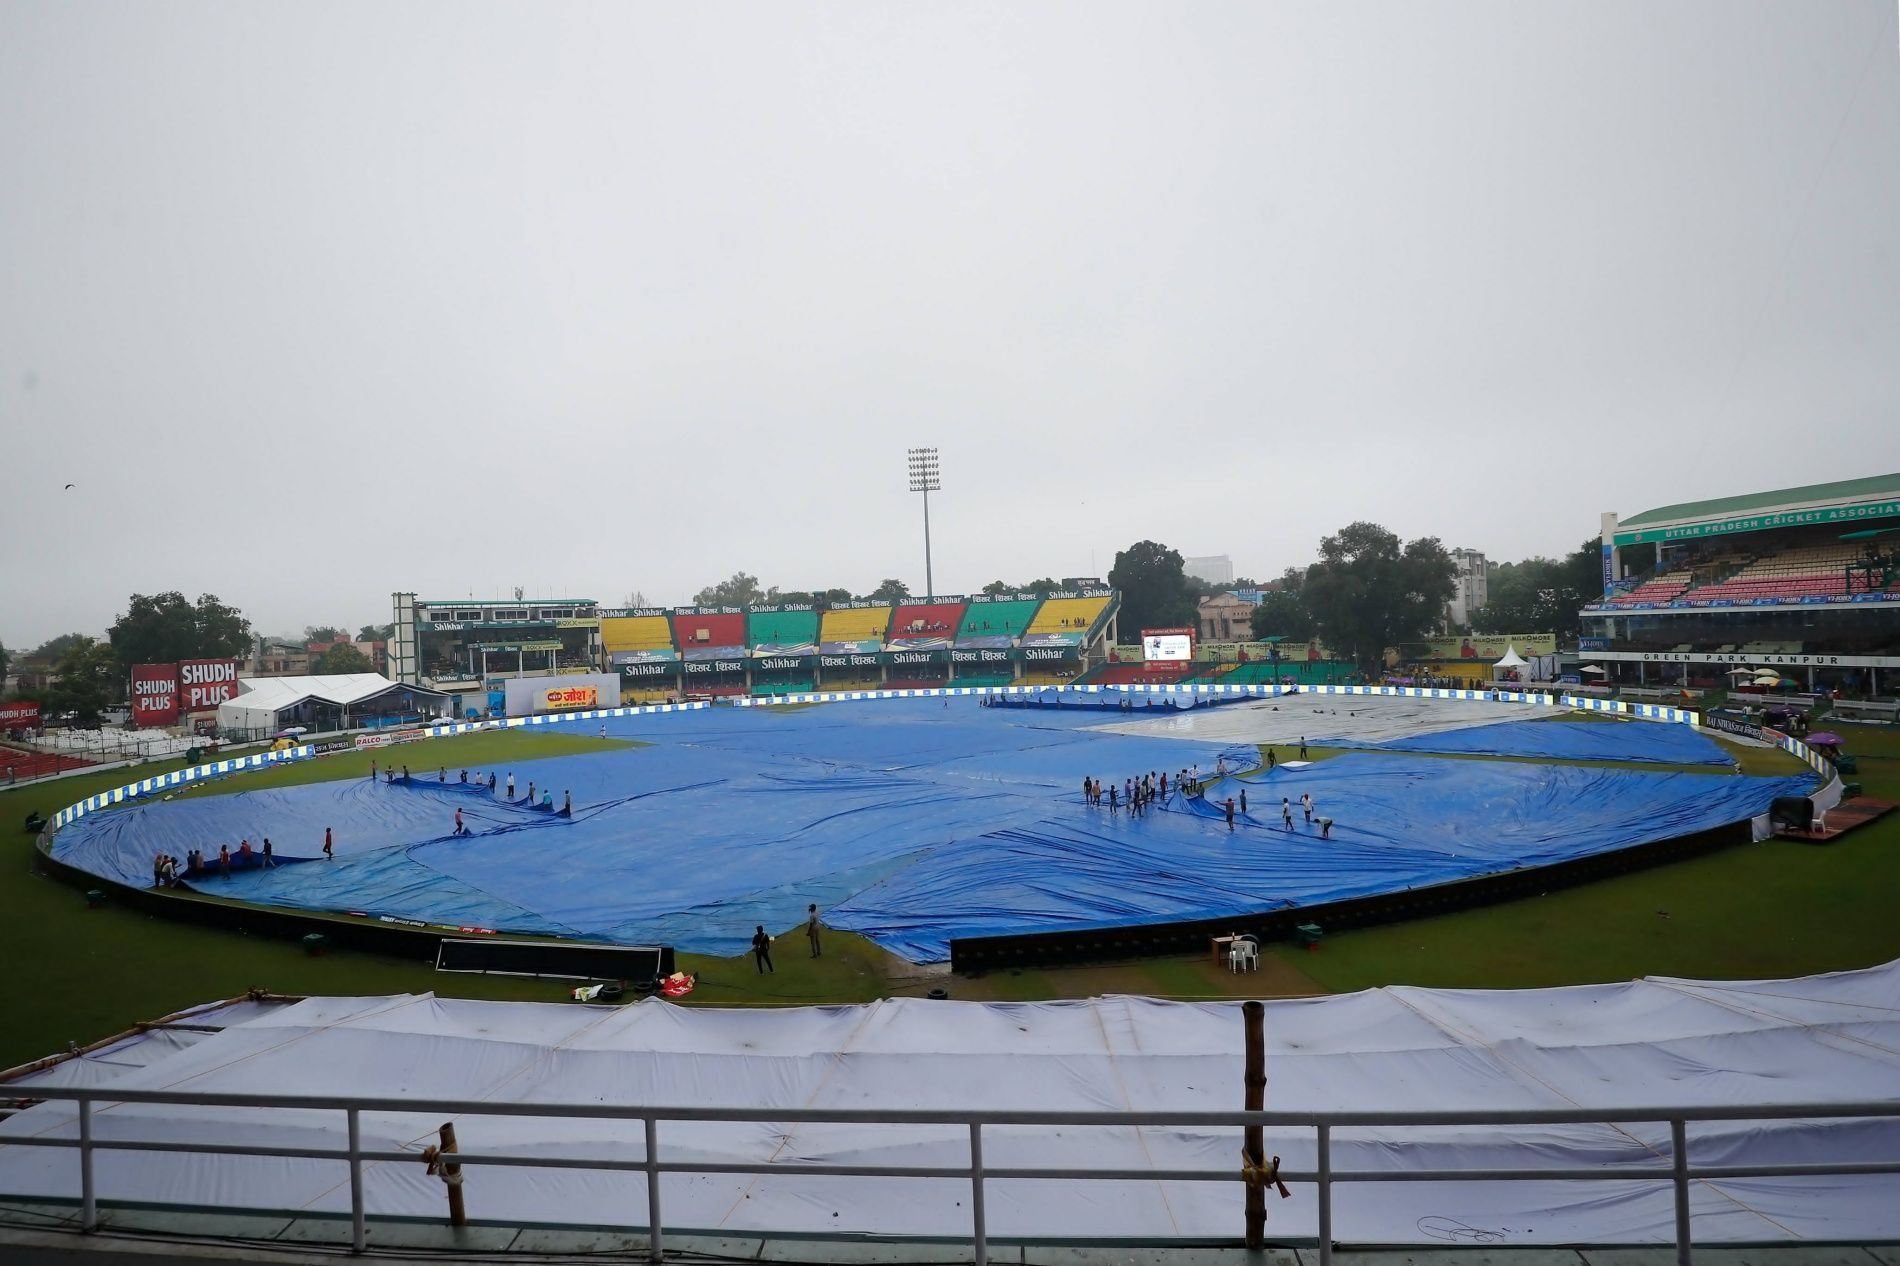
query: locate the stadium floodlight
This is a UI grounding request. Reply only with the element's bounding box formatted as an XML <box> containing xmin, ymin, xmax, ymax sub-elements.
<box><xmin>906</xmin><ymin>447</ymin><xmax>941</xmax><ymax>598</ymax></box>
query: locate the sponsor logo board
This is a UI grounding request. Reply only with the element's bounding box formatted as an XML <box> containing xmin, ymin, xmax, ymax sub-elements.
<box><xmin>1142</xmin><ymin>628</ymin><xmax>1195</xmax><ymax>662</ymax></box>
<box><xmin>0</xmin><ymin>701</ymin><xmax>41</xmax><ymax>730</ymax></box>
<box><xmin>178</xmin><ymin>659</ymin><xmax>240</xmax><ymax>711</ymax></box>
<box><xmin>542</xmin><ymin>685</ymin><xmax>599</xmax><ymax>710</ymax></box>
<box><xmin>131</xmin><ymin>663</ymin><xmax>181</xmax><ymax>727</ymax></box>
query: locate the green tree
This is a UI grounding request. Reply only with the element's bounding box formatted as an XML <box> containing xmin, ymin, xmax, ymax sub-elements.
<box><xmin>28</xmin><ymin>632</ymin><xmax>90</xmax><ymax>663</ymax></box>
<box><xmin>305</xmin><ymin>625</ymin><xmax>346</xmax><ymax>644</ymax></box>
<box><xmin>693</xmin><ymin>573</ymin><xmax>767</xmax><ymax>607</ymax></box>
<box><xmin>980</xmin><ymin>580</ymin><xmax>1013</xmax><ymax>595</ymax></box>
<box><xmin>1022</xmin><ymin>577</ymin><xmax>1060</xmax><ymax>593</ymax></box>
<box><xmin>863</xmin><ymin>579</ymin><xmax>911</xmax><ymax>602</ymax></box>
<box><xmin>1107</xmin><ymin>541</ymin><xmax>1198</xmax><ymax>637</ymax></box>
<box><xmin>358</xmin><ymin>623</ymin><xmax>395</xmax><ymax>642</ymax></box>
<box><xmin>1300</xmin><ymin>523</ymin><xmax>1454</xmax><ymax>669</ymax></box>
<box><xmin>1472</xmin><ymin>540</ymin><xmax>1603</xmax><ymax>641</ymax></box>
<box><xmin>108</xmin><ymin>592</ymin><xmax>251</xmax><ymax>667</ymax></box>
<box><xmin>814</xmin><ymin>588</ymin><xmax>853</xmax><ymax>606</ymax></box>
<box><xmin>312</xmin><ymin>643</ymin><xmax>374</xmax><ymax>675</ymax></box>
<box><xmin>47</xmin><ymin>637</ymin><xmax>122</xmax><ymax>725</ymax></box>
<box><xmin>0</xmin><ymin>640</ymin><xmax>8</xmax><ymax>685</ymax></box>
<box><xmin>1249</xmin><ymin>569</ymin><xmax>1314</xmax><ymax>641</ymax></box>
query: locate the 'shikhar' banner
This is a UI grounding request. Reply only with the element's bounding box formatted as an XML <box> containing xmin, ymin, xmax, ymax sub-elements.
<box><xmin>179</xmin><ymin>659</ymin><xmax>240</xmax><ymax>711</ymax></box>
<box><xmin>130</xmin><ymin>663</ymin><xmax>180</xmax><ymax>727</ymax></box>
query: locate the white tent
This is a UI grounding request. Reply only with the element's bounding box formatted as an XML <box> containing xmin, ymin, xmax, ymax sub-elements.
<box><xmin>2</xmin><ymin>963</ymin><xmax>1896</xmax><ymax>1245</ymax></box>
<box><xmin>1491</xmin><ymin>644</ymin><xmax>1529</xmax><ymax>682</ymax></box>
<box><xmin>215</xmin><ymin>674</ymin><xmax>448</xmax><ymax>734</ymax></box>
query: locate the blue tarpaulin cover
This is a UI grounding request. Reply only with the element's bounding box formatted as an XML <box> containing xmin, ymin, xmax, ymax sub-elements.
<box><xmin>51</xmin><ymin>700</ymin><xmax>1810</xmax><ymax>962</ymax></box>
<box><xmin>1361</xmin><ymin>717</ymin><xmax>1734</xmax><ymax>765</ymax></box>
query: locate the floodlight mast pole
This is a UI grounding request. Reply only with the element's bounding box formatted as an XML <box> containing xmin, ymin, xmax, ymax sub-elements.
<box><xmin>908</xmin><ymin>448</ymin><xmax>941</xmax><ymax>598</ymax></box>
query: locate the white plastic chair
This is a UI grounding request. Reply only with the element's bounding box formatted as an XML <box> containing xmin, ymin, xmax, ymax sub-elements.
<box><xmin>1228</xmin><ymin>936</ymin><xmax>1259</xmax><ymax>972</ymax></box>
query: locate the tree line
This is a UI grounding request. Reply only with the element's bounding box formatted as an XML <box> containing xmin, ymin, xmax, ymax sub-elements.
<box><xmin>4</xmin><ymin>592</ymin><xmax>254</xmax><ymax>726</ymax></box>
<box><xmin>1109</xmin><ymin>526</ymin><xmax>1458</xmax><ymax>668</ymax></box>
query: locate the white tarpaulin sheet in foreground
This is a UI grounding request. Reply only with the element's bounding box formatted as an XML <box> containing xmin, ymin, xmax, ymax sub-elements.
<box><xmin>2</xmin><ymin>964</ymin><xmax>1896</xmax><ymax>1245</ymax></box>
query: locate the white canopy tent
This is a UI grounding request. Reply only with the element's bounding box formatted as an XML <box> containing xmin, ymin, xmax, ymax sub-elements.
<box><xmin>2</xmin><ymin>963</ymin><xmax>1896</xmax><ymax>1245</ymax></box>
<box><xmin>1491</xmin><ymin>644</ymin><xmax>1529</xmax><ymax>682</ymax></box>
<box><xmin>215</xmin><ymin>674</ymin><xmax>450</xmax><ymax>734</ymax></box>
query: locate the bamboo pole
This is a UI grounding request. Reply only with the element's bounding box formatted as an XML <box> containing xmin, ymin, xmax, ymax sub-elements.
<box><xmin>438</xmin><ymin>1122</ymin><xmax>466</xmax><ymax>1226</ymax></box>
<box><xmin>1243</xmin><ymin>999</ymin><xmax>1266</xmax><ymax>1249</ymax></box>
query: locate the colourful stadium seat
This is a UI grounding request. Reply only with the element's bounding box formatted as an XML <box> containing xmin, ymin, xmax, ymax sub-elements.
<box><xmin>819</xmin><ymin>606</ymin><xmax>895</xmax><ymax>646</ymax></box>
<box><xmin>888</xmin><ymin>602</ymin><xmax>965</xmax><ymax>641</ymax></box>
<box><xmin>750</xmin><ymin>675</ymin><xmax>816</xmax><ymax>696</ymax></box>
<box><xmin>956</xmin><ymin>601</ymin><xmax>1041</xmax><ymax>641</ymax></box>
<box><xmin>671</xmin><ymin>613</ymin><xmax>747</xmax><ymax>651</ymax></box>
<box><xmin>601</xmin><ymin>616</ymin><xmax>677</xmax><ymax>654</ymax></box>
<box><xmin>1082</xmin><ymin>663</ymin><xmax>1193</xmax><ymax>686</ymax></box>
<box><xmin>747</xmin><ymin>610</ymin><xmax>819</xmax><ymax>648</ymax></box>
<box><xmin>1025</xmin><ymin>596</ymin><xmax>1111</xmax><ymax>636</ymax></box>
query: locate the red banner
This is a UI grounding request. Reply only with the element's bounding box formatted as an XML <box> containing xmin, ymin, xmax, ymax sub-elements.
<box><xmin>130</xmin><ymin>663</ymin><xmax>181</xmax><ymax>728</ymax></box>
<box><xmin>178</xmin><ymin>658</ymin><xmax>240</xmax><ymax>711</ymax></box>
<box><xmin>0</xmin><ymin>701</ymin><xmax>41</xmax><ymax>731</ymax></box>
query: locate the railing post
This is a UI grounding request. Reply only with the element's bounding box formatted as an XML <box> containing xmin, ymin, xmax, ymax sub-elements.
<box><xmin>79</xmin><ymin>1097</ymin><xmax>96</xmax><ymax>1233</ymax></box>
<box><xmin>644</xmin><ymin>1116</ymin><xmax>663</xmax><ymax>1262</ymax></box>
<box><xmin>1672</xmin><ymin>1118</ymin><xmax>1692</xmax><ymax>1266</ymax></box>
<box><xmin>1316</xmin><ymin>1122</ymin><xmax>1332</xmax><ymax>1266</ymax></box>
<box><xmin>347</xmin><ymin>1108</ymin><xmax>365</xmax><ymax>1253</ymax></box>
<box><xmin>969</xmin><ymin>1122</ymin><xmax>988</xmax><ymax>1266</ymax></box>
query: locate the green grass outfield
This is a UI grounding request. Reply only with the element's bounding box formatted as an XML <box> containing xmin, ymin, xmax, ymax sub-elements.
<box><xmin>2</xmin><ymin>716</ymin><xmax>1896</xmax><ymax>1069</ymax></box>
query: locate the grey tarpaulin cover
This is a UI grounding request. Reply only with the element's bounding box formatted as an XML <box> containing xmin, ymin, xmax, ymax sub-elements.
<box><xmin>2</xmin><ymin>963</ymin><xmax>1895</xmax><ymax>1243</ymax></box>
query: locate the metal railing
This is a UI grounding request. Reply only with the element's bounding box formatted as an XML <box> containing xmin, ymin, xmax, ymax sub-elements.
<box><xmin>3</xmin><ymin>1088</ymin><xmax>1895</xmax><ymax>1264</ymax></box>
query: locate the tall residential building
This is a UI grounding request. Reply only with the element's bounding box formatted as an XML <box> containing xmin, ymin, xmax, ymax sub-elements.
<box><xmin>1446</xmin><ymin>548</ymin><xmax>1488</xmax><ymax>628</ymax></box>
<box><xmin>1184</xmin><ymin>554</ymin><xmax>1234</xmax><ymax>586</ymax></box>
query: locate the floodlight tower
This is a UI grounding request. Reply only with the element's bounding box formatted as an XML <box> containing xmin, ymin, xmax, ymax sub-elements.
<box><xmin>906</xmin><ymin>447</ymin><xmax>941</xmax><ymax>598</ymax></box>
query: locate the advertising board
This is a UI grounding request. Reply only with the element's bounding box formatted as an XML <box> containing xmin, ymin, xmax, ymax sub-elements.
<box><xmin>178</xmin><ymin>659</ymin><xmax>240</xmax><ymax>711</ymax></box>
<box><xmin>130</xmin><ymin>663</ymin><xmax>180</xmax><ymax>727</ymax></box>
<box><xmin>1141</xmin><ymin>628</ymin><xmax>1195</xmax><ymax>662</ymax></box>
<box><xmin>543</xmin><ymin>685</ymin><xmax>599</xmax><ymax>711</ymax></box>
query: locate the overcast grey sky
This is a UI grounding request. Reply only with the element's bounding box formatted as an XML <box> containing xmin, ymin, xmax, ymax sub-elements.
<box><xmin>3</xmin><ymin>1</ymin><xmax>1897</xmax><ymax>647</ymax></box>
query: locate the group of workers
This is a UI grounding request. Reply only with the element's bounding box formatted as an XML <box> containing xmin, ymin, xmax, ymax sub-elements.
<box><xmin>158</xmin><ymin>834</ymin><xmax>296</xmax><ymax>887</ymax></box>
<box><xmin>1080</xmin><ymin>755</ymin><xmax>1336</xmax><ymax>839</ymax></box>
<box><xmin>368</xmin><ymin>760</ymin><xmax>575</xmax><ymax>833</ymax></box>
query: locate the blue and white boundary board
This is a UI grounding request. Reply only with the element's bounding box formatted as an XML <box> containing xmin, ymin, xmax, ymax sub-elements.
<box><xmin>49</xmin><ymin>690</ymin><xmax>1735</xmax><ymax>839</ymax></box>
<box><xmin>46</xmin><ymin>701</ymin><xmax>710</xmax><ymax>833</ymax></box>
<box><xmin>736</xmin><ymin>681</ymin><xmax>1703</xmax><ymax>726</ymax></box>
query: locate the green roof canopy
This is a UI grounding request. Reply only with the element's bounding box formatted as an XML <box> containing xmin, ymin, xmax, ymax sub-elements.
<box><xmin>1613</xmin><ymin>473</ymin><xmax>1900</xmax><ymax>545</ymax></box>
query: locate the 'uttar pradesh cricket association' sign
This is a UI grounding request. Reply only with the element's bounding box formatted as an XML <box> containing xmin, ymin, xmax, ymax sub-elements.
<box><xmin>543</xmin><ymin>685</ymin><xmax>599</xmax><ymax>711</ymax></box>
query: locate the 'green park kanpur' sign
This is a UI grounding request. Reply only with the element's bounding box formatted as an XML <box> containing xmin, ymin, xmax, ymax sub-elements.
<box><xmin>1615</xmin><ymin>500</ymin><xmax>1900</xmax><ymax>545</ymax></box>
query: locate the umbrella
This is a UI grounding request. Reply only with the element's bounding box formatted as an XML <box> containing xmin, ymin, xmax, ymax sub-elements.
<box><xmin>1581</xmin><ymin>665</ymin><xmax>1607</xmax><ymax>675</ymax></box>
<box><xmin>1753</xmin><ymin>673</ymin><xmax>1781</xmax><ymax>684</ymax></box>
<box><xmin>1806</xmin><ymin>733</ymin><xmax>1842</xmax><ymax>747</ymax></box>
<box><xmin>1725</xmin><ymin>667</ymin><xmax>1758</xmax><ymax>678</ymax></box>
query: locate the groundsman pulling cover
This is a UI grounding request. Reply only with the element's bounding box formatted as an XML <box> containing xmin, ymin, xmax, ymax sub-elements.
<box><xmin>2</xmin><ymin>962</ymin><xmax>1896</xmax><ymax>1244</ymax></box>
